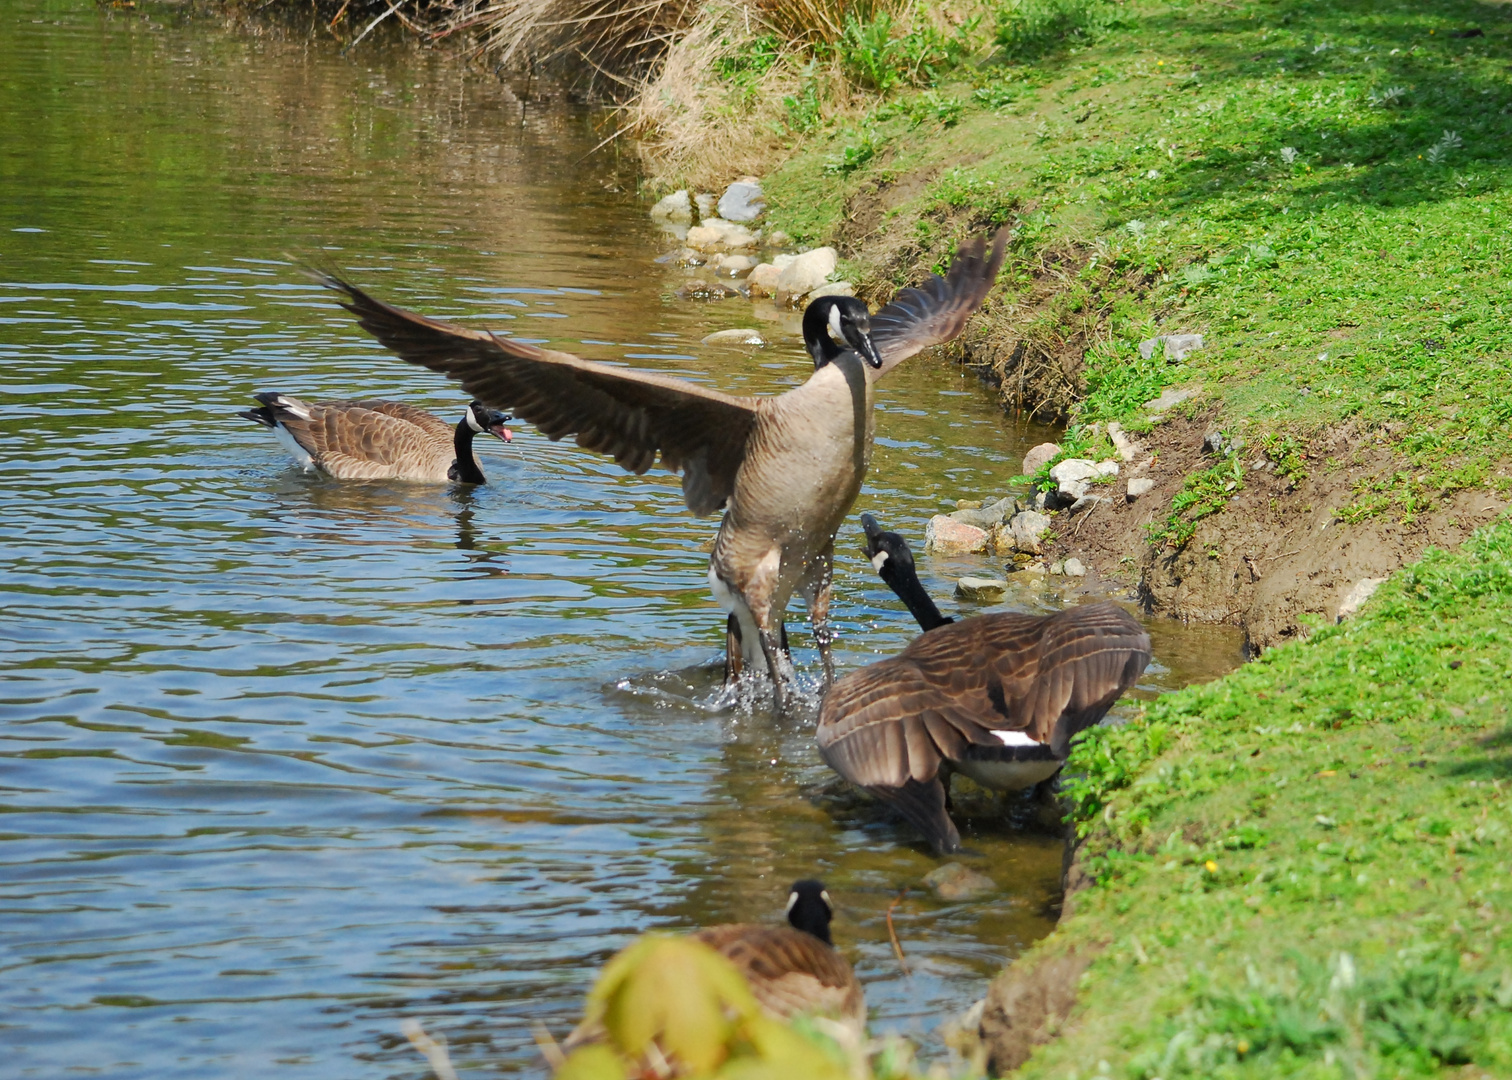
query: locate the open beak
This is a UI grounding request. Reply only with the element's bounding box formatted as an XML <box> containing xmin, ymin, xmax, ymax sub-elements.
<box><xmin>490</xmin><ymin>424</ymin><xmax>513</xmax><ymax>443</ymax></box>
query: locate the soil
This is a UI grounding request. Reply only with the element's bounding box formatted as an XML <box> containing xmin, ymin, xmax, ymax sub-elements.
<box><xmin>977</xmin><ymin>943</ymin><xmax>1097</xmax><ymax>1075</ymax></box>
<box><xmin>1032</xmin><ymin>408</ymin><xmax>1508</xmax><ymax>653</ymax></box>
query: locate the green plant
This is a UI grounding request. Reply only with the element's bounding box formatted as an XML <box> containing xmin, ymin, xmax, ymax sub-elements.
<box><xmin>825</xmin><ymin>127</ymin><xmax>881</xmax><ymax>174</ymax></box>
<box><xmin>994</xmin><ymin>0</ymin><xmax>1115</xmax><ymax>60</ymax></box>
<box><xmin>1261</xmin><ymin>433</ymin><xmax>1309</xmax><ymax>483</ymax></box>
<box><xmin>836</xmin><ymin>10</ymin><xmax>967</xmax><ymax>93</ymax></box>
<box><xmin>1148</xmin><ymin>455</ymin><xmax>1245</xmax><ymax>549</ymax></box>
<box><xmin>782</xmin><ymin>75</ymin><xmax>823</xmax><ymax>134</ymax></box>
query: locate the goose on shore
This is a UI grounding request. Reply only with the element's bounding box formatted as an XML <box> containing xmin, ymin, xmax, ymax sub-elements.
<box><xmin>310</xmin><ymin>230</ymin><xmax>1005</xmax><ymax>705</ymax></box>
<box><xmin>816</xmin><ymin>515</ymin><xmax>1151</xmax><ymax>852</ymax></box>
<box><xmin>568</xmin><ymin>879</ymin><xmax>865</xmax><ymax>1045</ymax></box>
<box><xmin>239</xmin><ymin>393</ymin><xmax>512</xmax><ymax>484</ymax></box>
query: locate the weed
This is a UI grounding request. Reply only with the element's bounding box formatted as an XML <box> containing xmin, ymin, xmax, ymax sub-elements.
<box><xmin>1149</xmin><ymin>455</ymin><xmax>1244</xmax><ymax>549</ymax></box>
<box><xmin>994</xmin><ymin>0</ymin><xmax>1115</xmax><ymax>61</ymax></box>
<box><xmin>825</xmin><ymin>127</ymin><xmax>881</xmax><ymax>174</ymax></box>
<box><xmin>1261</xmin><ymin>433</ymin><xmax>1309</xmax><ymax>483</ymax></box>
<box><xmin>836</xmin><ymin>11</ymin><xmax>966</xmax><ymax>94</ymax></box>
<box><xmin>781</xmin><ymin>76</ymin><xmax>823</xmax><ymax>134</ymax></box>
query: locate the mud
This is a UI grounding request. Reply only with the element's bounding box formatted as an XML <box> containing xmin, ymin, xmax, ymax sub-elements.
<box><xmin>978</xmin><ymin>943</ymin><xmax>1097</xmax><ymax>1075</ymax></box>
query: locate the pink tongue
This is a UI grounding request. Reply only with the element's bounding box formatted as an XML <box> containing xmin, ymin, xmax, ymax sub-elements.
<box><xmin>502</xmin><ymin>428</ymin><xmax>514</xmax><ymax>442</ymax></box>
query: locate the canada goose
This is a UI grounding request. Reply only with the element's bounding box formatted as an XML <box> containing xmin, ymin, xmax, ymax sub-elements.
<box><xmin>815</xmin><ymin>515</ymin><xmax>1151</xmax><ymax>853</ymax></box>
<box><xmin>238</xmin><ymin>393</ymin><xmax>512</xmax><ymax>484</ymax></box>
<box><xmin>568</xmin><ymin>879</ymin><xmax>865</xmax><ymax>1046</ymax></box>
<box><xmin>310</xmin><ymin>231</ymin><xmax>1005</xmax><ymax>705</ymax></box>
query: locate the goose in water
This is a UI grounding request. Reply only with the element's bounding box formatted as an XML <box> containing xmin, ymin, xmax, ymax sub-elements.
<box><xmin>568</xmin><ymin>879</ymin><xmax>865</xmax><ymax>1044</ymax></box>
<box><xmin>816</xmin><ymin>514</ymin><xmax>1151</xmax><ymax>852</ymax></box>
<box><xmin>311</xmin><ymin>231</ymin><xmax>1004</xmax><ymax>705</ymax></box>
<box><xmin>239</xmin><ymin>393</ymin><xmax>512</xmax><ymax>484</ymax></box>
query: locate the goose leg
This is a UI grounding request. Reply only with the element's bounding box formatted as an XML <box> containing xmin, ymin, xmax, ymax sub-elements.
<box><xmin>800</xmin><ymin>547</ymin><xmax>836</xmax><ymax>688</ymax></box>
<box><xmin>724</xmin><ymin>613</ymin><xmax>744</xmax><ymax>684</ymax></box>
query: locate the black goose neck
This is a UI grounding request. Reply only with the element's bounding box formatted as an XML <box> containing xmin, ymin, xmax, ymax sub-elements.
<box><xmin>881</xmin><ymin>560</ymin><xmax>953</xmax><ymax>632</ymax></box>
<box><xmin>450</xmin><ymin>417</ymin><xmax>487</xmax><ymax>485</ymax></box>
<box><xmin>802</xmin><ymin>298</ymin><xmax>843</xmax><ymax>369</ymax></box>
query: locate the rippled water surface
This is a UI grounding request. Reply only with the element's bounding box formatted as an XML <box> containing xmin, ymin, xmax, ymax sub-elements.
<box><xmin>0</xmin><ymin>4</ymin><xmax>1245</xmax><ymax>1076</ymax></box>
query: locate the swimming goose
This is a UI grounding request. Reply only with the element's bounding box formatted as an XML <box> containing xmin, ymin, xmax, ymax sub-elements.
<box><xmin>816</xmin><ymin>515</ymin><xmax>1151</xmax><ymax>852</ymax></box>
<box><xmin>567</xmin><ymin>879</ymin><xmax>865</xmax><ymax>1046</ymax></box>
<box><xmin>311</xmin><ymin>231</ymin><xmax>1004</xmax><ymax>705</ymax></box>
<box><xmin>239</xmin><ymin>393</ymin><xmax>512</xmax><ymax>484</ymax></box>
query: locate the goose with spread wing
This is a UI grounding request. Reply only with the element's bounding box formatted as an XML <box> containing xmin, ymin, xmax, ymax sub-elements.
<box><xmin>311</xmin><ymin>231</ymin><xmax>1005</xmax><ymax>705</ymax></box>
<box><xmin>816</xmin><ymin>515</ymin><xmax>1151</xmax><ymax>852</ymax></box>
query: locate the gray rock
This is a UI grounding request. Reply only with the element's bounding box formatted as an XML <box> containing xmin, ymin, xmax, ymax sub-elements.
<box><xmin>806</xmin><ymin>281</ymin><xmax>855</xmax><ymax>301</ymax></box>
<box><xmin>1005</xmin><ymin>510</ymin><xmax>1051</xmax><ymax>554</ymax></box>
<box><xmin>1138</xmin><ymin>333</ymin><xmax>1206</xmax><ymax>361</ymax></box>
<box><xmin>1106</xmin><ymin>422</ymin><xmax>1140</xmax><ymax>463</ymax></box>
<box><xmin>715</xmin><ymin>253</ymin><xmax>758</xmax><ymax>276</ymax></box>
<box><xmin>694</xmin><ymin>192</ymin><xmax>718</xmax><ymax>219</ymax></box>
<box><xmin>1126</xmin><ymin>477</ymin><xmax>1155</xmax><ymax>500</ymax></box>
<box><xmin>1050</xmin><ymin>458</ymin><xmax>1116</xmax><ymax>503</ymax></box>
<box><xmin>1203</xmin><ymin>430</ymin><xmax>1244</xmax><ymax>456</ymax></box>
<box><xmin>1033</xmin><ymin>490</ymin><xmax>1048</xmax><ymax>512</ymax></box>
<box><xmin>1021</xmin><ymin>442</ymin><xmax>1061</xmax><ymax>476</ymax></box>
<box><xmin>1337</xmin><ymin>577</ymin><xmax>1387</xmax><ymax>622</ymax></box>
<box><xmin>650</xmin><ymin>189</ymin><xmax>692</xmax><ymax>223</ymax></box>
<box><xmin>774</xmin><ymin>246</ymin><xmax>838</xmax><ymax>303</ymax></box>
<box><xmin>950</xmin><ymin>496</ymin><xmax>1017</xmax><ymax>531</ymax></box>
<box><xmin>1068</xmin><ymin>494</ymin><xmax>1102</xmax><ymax>515</ymax></box>
<box><xmin>765</xmin><ymin>229</ymin><xmax>792</xmax><ymax>248</ymax></box>
<box><xmin>923</xmin><ymin>861</ymin><xmax>995</xmax><ymax>901</ymax></box>
<box><xmin>745</xmin><ymin>262</ymin><xmax>782</xmax><ymax>297</ymax></box>
<box><xmin>924</xmin><ymin>515</ymin><xmax>989</xmax><ymax>555</ymax></box>
<box><xmin>677</xmin><ymin>279</ymin><xmax>738</xmax><ymax>300</ymax></box>
<box><xmin>1049</xmin><ymin>560</ymin><xmax>1065</xmax><ymax>576</ymax></box>
<box><xmin>1144</xmin><ymin>387</ymin><xmax>1196</xmax><ymax>414</ymax></box>
<box><xmin>1063</xmin><ymin>557</ymin><xmax>1087</xmax><ymax>577</ymax></box>
<box><xmin>717</xmin><ymin>179</ymin><xmax>766</xmax><ymax>222</ymax></box>
<box><xmin>700</xmin><ymin>328</ymin><xmax>766</xmax><ymax>346</ymax></box>
<box><xmin>956</xmin><ymin>576</ymin><xmax>1009</xmax><ymax>602</ymax></box>
<box><xmin>686</xmin><ymin>219</ymin><xmax>757</xmax><ymax>252</ymax></box>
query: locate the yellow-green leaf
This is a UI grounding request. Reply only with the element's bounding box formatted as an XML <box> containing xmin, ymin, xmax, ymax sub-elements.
<box><xmin>554</xmin><ymin>1044</ymin><xmax>627</xmax><ymax>1080</ymax></box>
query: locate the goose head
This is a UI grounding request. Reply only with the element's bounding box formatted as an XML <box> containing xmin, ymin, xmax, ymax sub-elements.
<box><xmin>861</xmin><ymin>512</ymin><xmax>915</xmax><ymax>586</ymax></box>
<box><xmin>785</xmin><ymin>879</ymin><xmax>835</xmax><ymax>944</ymax></box>
<box><xmin>803</xmin><ymin>296</ymin><xmax>882</xmax><ymax>371</ymax></box>
<box><xmin>465</xmin><ymin>400</ymin><xmax>514</xmax><ymax>442</ymax></box>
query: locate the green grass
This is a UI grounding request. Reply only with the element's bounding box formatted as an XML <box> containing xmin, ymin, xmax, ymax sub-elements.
<box><xmin>1030</xmin><ymin>515</ymin><xmax>1512</xmax><ymax>1078</ymax></box>
<box><xmin>761</xmin><ymin>0</ymin><xmax>1512</xmax><ymax>526</ymax></box>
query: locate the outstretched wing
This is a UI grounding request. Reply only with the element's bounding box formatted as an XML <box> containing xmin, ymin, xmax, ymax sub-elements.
<box><xmin>868</xmin><ymin>228</ymin><xmax>1009</xmax><ymax>376</ymax></box>
<box><xmin>311</xmin><ymin>273</ymin><xmax>762</xmax><ymax>515</ymax></box>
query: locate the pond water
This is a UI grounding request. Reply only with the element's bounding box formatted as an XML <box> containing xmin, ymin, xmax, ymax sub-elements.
<box><xmin>0</xmin><ymin>3</ymin><xmax>1244</xmax><ymax>1077</ymax></box>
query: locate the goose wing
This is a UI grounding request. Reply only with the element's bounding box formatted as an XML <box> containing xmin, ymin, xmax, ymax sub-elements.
<box><xmin>693</xmin><ymin>925</ymin><xmax>865</xmax><ymax>1029</ymax></box>
<box><xmin>313</xmin><ymin>274</ymin><xmax>761</xmax><ymax>515</ymax></box>
<box><xmin>868</xmin><ymin>227</ymin><xmax>1009</xmax><ymax>376</ymax></box>
<box><xmin>259</xmin><ymin>396</ymin><xmax>449</xmax><ymax>477</ymax></box>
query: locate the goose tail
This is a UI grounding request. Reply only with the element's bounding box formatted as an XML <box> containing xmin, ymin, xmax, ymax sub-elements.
<box><xmin>238</xmin><ymin>406</ymin><xmax>276</xmax><ymax>428</ymax></box>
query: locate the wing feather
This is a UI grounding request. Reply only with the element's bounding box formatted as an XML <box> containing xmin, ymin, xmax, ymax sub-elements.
<box><xmin>869</xmin><ymin>228</ymin><xmax>1009</xmax><ymax>376</ymax></box>
<box><xmin>312</xmin><ymin>273</ymin><xmax>761</xmax><ymax>515</ymax></box>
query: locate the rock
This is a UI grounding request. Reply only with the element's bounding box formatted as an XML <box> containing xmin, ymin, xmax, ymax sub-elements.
<box><xmin>939</xmin><ymin>999</ymin><xmax>986</xmax><ymax>1061</ymax></box>
<box><xmin>650</xmin><ymin>189</ymin><xmax>692</xmax><ymax>223</ymax></box>
<box><xmin>1063</xmin><ymin>557</ymin><xmax>1087</xmax><ymax>577</ymax></box>
<box><xmin>1143</xmin><ymin>387</ymin><xmax>1195</xmax><ymax>414</ymax></box>
<box><xmin>1106</xmin><ymin>422</ymin><xmax>1140</xmax><ymax>462</ymax></box>
<box><xmin>677</xmin><ymin>279</ymin><xmax>738</xmax><ymax>300</ymax></box>
<box><xmin>1127</xmin><ymin>477</ymin><xmax>1155</xmax><ymax>500</ymax></box>
<box><xmin>1049</xmin><ymin>560</ymin><xmax>1065</xmax><ymax>576</ymax></box>
<box><xmin>715</xmin><ymin>253</ymin><xmax>758</xmax><ymax>276</ymax></box>
<box><xmin>746</xmin><ymin>262</ymin><xmax>782</xmax><ymax>297</ymax></box>
<box><xmin>1021</xmin><ymin>442</ymin><xmax>1061</xmax><ymax>476</ymax></box>
<box><xmin>955</xmin><ymin>576</ymin><xmax>1009</xmax><ymax>602</ymax></box>
<box><xmin>924</xmin><ymin>515</ymin><xmax>989</xmax><ymax>555</ymax></box>
<box><xmin>950</xmin><ymin>496</ymin><xmax>1016</xmax><ymax>531</ymax></box>
<box><xmin>766</xmin><ymin>229</ymin><xmax>792</xmax><ymax>248</ymax></box>
<box><xmin>700</xmin><ymin>328</ymin><xmax>766</xmax><ymax>346</ymax></box>
<box><xmin>1005</xmin><ymin>510</ymin><xmax>1051</xmax><ymax>554</ymax></box>
<box><xmin>1033</xmin><ymin>490</ymin><xmax>1048</xmax><ymax>512</ymax></box>
<box><xmin>1337</xmin><ymin>577</ymin><xmax>1387</xmax><ymax>622</ymax></box>
<box><xmin>717</xmin><ymin>179</ymin><xmax>765</xmax><ymax>222</ymax></box>
<box><xmin>774</xmin><ymin>246</ymin><xmax>838</xmax><ymax>303</ymax></box>
<box><xmin>1137</xmin><ymin>333</ymin><xmax>1206</xmax><ymax>361</ymax></box>
<box><xmin>923</xmin><ymin>862</ymin><xmax>995</xmax><ymax>901</ymax></box>
<box><xmin>1049</xmin><ymin>457</ymin><xmax>1114</xmax><ymax>503</ymax></box>
<box><xmin>694</xmin><ymin>192</ymin><xmax>718</xmax><ymax>219</ymax></box>
<box><xmin>686</xmin><ymin>219</ymin><xmax>758</xmax><ymax>253</ymax></box>
<box><xmin>1067</xmin><ymin>494</ymin><xmax>1102</xmax><ymax>515</ymax></box>
<box><xmin>672</xmin><ymin>247</ymin><xmax>706</xmax><ymax>267</ymax></box>
<box><xmin>806</xmin><ymin>281</ymin><xmax>855</xmax><ymax>301</ymax></box>
<box><xmin>771</xmin><ymin>253</ymin><xmax>797</xmax><ymax>270</ymax></box>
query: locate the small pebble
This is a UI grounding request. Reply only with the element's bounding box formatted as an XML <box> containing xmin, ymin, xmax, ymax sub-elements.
<box><xmin>955</xmin><ymin>576</ymin><xmax>1009</xmax><ymax>602</ymax></box>
<box><xmin>1063</xmin><ymin>557</ymin><xmax>1087</xmax><ymax>577</ymax></box>
<box><xmin>923</xmin><ymin>862</ymin><xmax>995</xmax><ymax>901</ymax></box>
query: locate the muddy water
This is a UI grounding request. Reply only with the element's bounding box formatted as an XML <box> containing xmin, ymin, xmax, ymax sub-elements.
<box><xmin>0</xmin><ymin>3</ymin><xmax>1244</xmax><ymax>1077</ymax></box>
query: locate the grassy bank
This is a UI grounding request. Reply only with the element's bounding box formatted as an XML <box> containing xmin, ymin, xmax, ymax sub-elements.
<box><xmin>991</xmin><ymin>514</ymin><xmax>1512</xmax><ymax>1078</ymax></box>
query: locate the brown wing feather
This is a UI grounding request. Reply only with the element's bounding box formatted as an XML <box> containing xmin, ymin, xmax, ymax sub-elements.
<box><xmin>869</xmin><ymin>228</ymin><xmax>1009</xmax><ymax>376</ymax></box>
<box><xmin>311</xmin><ymin>273</ymin><xmax>761</xmax><ymax>515</ymax></box>
<box><xmin>693</xmin><ymin>925</ymin><xmax>865</xmax><ymax>1030</ymax></box>
<box><xmin>817</xmin><ymin>603</ymin><xmax>1151</xmax><ymax>786</ymax></box>
<box><xmin>269</xmin><ymin>399</ymin><xmax>452</xmax><ymax>479</ymax></box>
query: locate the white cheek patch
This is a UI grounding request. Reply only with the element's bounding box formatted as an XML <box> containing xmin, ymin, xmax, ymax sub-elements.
<box><xmin>828</xmin><ymin>304</ymin><xmax>844</xmax><ymax>340</ymax></box>
<box><xmin>992</xmin><ymin>729</ymin><xmax>1040</xmax><ymax>748</ymax></box>
<box><xmin>786</xmin><ymin>892</ymin><xmax>799</xmax><ymax>914</ymax></box>
<box><xmin>870</xmin><ymin>551</ymin><xmax>889</xmax><ymax>571</ymax></box>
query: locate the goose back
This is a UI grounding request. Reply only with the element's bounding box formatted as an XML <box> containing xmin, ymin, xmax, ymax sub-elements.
<box><xmin>244</xmin><ymin>394</ymin><xmax>472</xmax><ymax>482</ymax></box>
<box><xmin>692</xmin><ymin>923</ymin><xmax>865</xmax><ymax>1032</ymax></box>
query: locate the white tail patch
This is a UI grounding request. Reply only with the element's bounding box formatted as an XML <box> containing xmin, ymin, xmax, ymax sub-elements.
<box><xmin>992</xmin><ymin>729</ymin><xmax>1040</xmax><ymax>748</ymax></box>
<box><xmin>271</xmin><ymin>423</ymin><xmax>316</xmax><ymax>471</ymax></box>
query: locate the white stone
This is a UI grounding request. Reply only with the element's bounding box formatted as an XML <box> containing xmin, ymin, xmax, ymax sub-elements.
<box><xmin>1337</xmin><ymin>577</ymin><xmax>1387</xmax><ymax>622</ymax></box>
<box><xmin>717</xmin><ymin>179</ymin><xmax>765</xmax><ymax>222</ymax></box>
<box><xmin>694</xmin><ymin>192</ymin><xmax>718</xmax><ymax>219</ymax></box>
<box><xmin>924</xmin><ymin>515</ymin><xmax>989</xmax><ymax>555</ymax></box>
<box><xmin>1063</xmin><ymin>557</ymin><xmax>1087</xmax><ymax>577</ymax></box>
<box><xmin>771</xmin><ymin>253</ymin><xmax>797</xmax><ymax>270</ymax></box>
<box><xmin>1164</xmin><ymin>333</ymin><xmax>1205</xmax><ymax>360</ymax></box>
<box><xmin>1094</xmin><ymin>459</ymin><xmax>1120</xmax><ymax>477</ymax></box>
<box><xmin>1106</xmin><ymin>422</ymin><xmax>1140</xmax><ymax>462</ymax></box>
<box><xmin>806</xmin><ymin>281</ymin><xmax>855</xmax><ymax>301</ymax></box>
<box><xmin>766</xmin><ymin>229</ymin><xmax>793</xmax><ymax>248</ymax></box>
<box><xmin>650</xmin><ymin>189</ymin><xmax>692</xmax><ymax>223</ymax></box>
<box><xmin>1022</xmin><ymin>442</ymin><xmax>1060</xmax><ymax>476</ymax></box>
<box><xmin>1144</xmin><ymin>387</ymin><xmax>1196</xmax><ymax>413</ymax></box>
<box><xmin>745</xmin><ymin>263</ymin><xmax>781</xmax><ymax>297</ymax></box>
<box><xmin>686</xmin><ymin>219</ymin><xmax>758</xmax><ymax>252</ymax></box>
<box><xmin>1127</xmin><ymin>477</ymin><xmax>1155</xmax><ymax>500</ymax></box>
<box><xmin>700</xmin><ymin>329</ymin><xmax>766</xmax><ymax>346</ymax></box>
<box><xmin>775</xmin><ymin>246</ymin><xmax>838</xmax><ymax>303</ymax></box>
<box><xmin>955</xmin><ymin>576</ymin><xmax>1009</xmax><ymax>602</ymax></box>
<box><xmin>715</xmin><ymin>253</ymin><xmax>758</xmax><ymax>275</ymax></box>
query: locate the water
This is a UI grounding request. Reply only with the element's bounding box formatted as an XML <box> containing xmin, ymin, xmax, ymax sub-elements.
<box><xmin>0</xmin><ymin>3</ymin><xmax>1245</xmax><ymax>1076</ymax></box>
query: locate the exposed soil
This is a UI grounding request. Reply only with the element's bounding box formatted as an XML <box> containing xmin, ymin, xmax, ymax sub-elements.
<box><xmin>1034</xmin><ymin>408</ymin><xmax>1508</xmax><ymax>652</ymax></box>
<box><xmin>977</xmin><ymin>943</ymin><xmax>1097</xmax><ymax>1075</ymax></box>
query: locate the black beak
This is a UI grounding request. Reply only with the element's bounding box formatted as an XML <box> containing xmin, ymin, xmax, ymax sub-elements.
<box><xmin>856</xmin><ymin>331</ymin><xmax>883</xmax><ymax>370</ymax></box>
<box><xmin>861</xmin><ymin>513</ymin><xmax>886</xmax><ymax>558</ymax></box>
